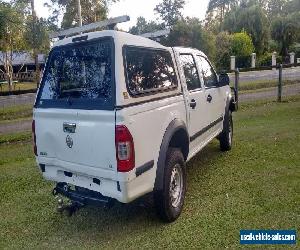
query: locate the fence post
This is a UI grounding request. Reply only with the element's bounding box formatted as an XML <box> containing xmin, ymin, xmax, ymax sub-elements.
<box><xmin>251</xmin><ymin>53</ymin><xmax>256</xmax><ymax>68</ymax></box>
<box><xmin>235</xmin><ymin>68</ymin><xmax>239</xmax><ymax>109</ymax></box>
<box><xmin>289</xmin><ymin>52</ymin><xmax>295</xmax><ymax>66</ymax></box>
<box><xmin>230</xmin><ymin>56</ymin><xmax>236</xmax><ymax>71</ymax></box>
<box><xmin>272</xmin><ymin>52</ymin><xmax>277</xmax><ymax>70</ymax></box>
<box><xmin>277</xmin><ymin>64</ymin><xmax>283</xmax><ymax>102</ymax></box>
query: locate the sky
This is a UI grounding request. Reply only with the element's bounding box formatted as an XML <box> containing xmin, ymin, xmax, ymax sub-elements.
<box><xmin>35</xmin><ymin>0</ymin><xmax>210</xmax><ymax>31</ymax></box>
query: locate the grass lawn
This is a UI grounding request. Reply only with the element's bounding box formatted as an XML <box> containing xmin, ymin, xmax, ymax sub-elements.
<box><xmin>0</xmin><ymin>105</ymin><xmax>33</xmax><ymax>124</ymax></box>
<box><xmin>0</xmin><ymin>82</ymin><xmax>36</xmax><ymax>93</ymax></box>
<box><xmin>0</xmin><ymin>96</ymin><xmax>299</xmax><ymax>248</ymax></box>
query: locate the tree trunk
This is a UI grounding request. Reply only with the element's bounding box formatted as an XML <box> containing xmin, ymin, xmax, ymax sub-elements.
<box><xmin>4</xmin><ymin>52</ymin><xmax>13</xmax><ymax>92</ymax></box>
<box><xmin>31</xmin><ymin>0</ymin><xmax>40</xmax><ymax>87</ymax></box>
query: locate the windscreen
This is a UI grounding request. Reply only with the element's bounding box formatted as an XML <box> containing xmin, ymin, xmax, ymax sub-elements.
<box><xmin>36</xmin><ymin>38</ymin><xmax>114</xmax><ymax>110</ymax></box>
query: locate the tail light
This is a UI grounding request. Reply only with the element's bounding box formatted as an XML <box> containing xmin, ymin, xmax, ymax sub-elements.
<box><xmin>32</xmin><ymin>120</ymin><xmax>37</xmax><ymax>156</ymax></box>
<box><xmin>115</xmin><ymin>125</ymin><xmax>135</xmax><ymax>172</ymax></box>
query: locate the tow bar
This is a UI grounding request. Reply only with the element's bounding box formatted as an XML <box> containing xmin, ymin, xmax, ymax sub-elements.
<box><xmin>52</xmin><ymin>183</ymin><xmax>114</xmax><ymax>216</ymax></box>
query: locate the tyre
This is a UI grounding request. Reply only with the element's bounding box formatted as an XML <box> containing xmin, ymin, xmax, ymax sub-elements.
<box><xmin>154</xmin><ymin>147</ymin><xmax>186</xmax><ymax>222</ymax></box>
<box><xmin>219</xmin><ymin>110</ymin><xmax>233</xmax><ymax>151</ymax></box>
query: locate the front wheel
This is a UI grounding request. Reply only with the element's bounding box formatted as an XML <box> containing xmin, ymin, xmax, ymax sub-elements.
<box><xmin>219</xmin><ymin>110</ymin><xmax>233</xmax><ymax>151</ymax></box>
<box><xmin>154</xmin><ymin>148</ymin><xmax>186</xmax><ymax>222</ymax></box>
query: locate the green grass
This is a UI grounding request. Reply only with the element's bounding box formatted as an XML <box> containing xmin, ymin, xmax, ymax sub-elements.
<box><xmin>235</xmin><ymin>79</ymin><xmax>298</xmax><ymax>92</ymax></box>
<box><xmin>0</xmin><ymin>82</ymin><xmax>36</xmax><ymax>92</ymax></box>
<box><xmin>0</xmin><ymin>96</ymin><xmax>299</xmax><ymax>249</ymax></box>
<box><xmin>0</xmin><ymin>131</ymin><xmax>32</xmax><ymax>144</ymax></box>
<box><xmin>0</xmin><ymin>105</ymin><xmax>32</xmax><ymax>124</ymax></box>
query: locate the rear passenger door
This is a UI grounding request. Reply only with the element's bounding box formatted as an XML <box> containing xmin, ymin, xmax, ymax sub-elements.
<box><xmin>196</xmin><ymin>56</ymin><xmax>224</xmax><ymax>133</ymax></box>
<box><xmin>179</xmin><ymin>54</ymin><xmax>210</xmax><ymax>144</ymax></box>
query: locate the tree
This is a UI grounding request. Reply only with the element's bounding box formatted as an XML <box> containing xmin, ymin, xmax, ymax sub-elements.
<box><xmin>266</xmin><ymin>0</ymin><xmax>288</xmax><ymax>18</ymax></box>
<box><xmin>207</xmin><ymin>0</ymin><xmax>238</xmax><ymax>24</ymax></box>
<box><xmin>162</xmin><ymin>18</ymin><xmax>216</xmax><ymax>62</ymax></box>
<box><xmin>47</xmin><ymin>0</ymin><xmax>118</xmax><ymax>29</ymax></box>
<box><xmin>0</xmin><ymin>2</ymin><xmax>26</xmax><ymax>91</ymax></box>
<box><xmin>129</xmin><ymin>17</ymin><xmax>164</xmax><ymax>35</ymax></box>
<box><xmin>215</xmin><ymin>31</ymin><xmax>232</xmax><ymax>69</ymax></box>
<box><xmin>223</xmin><ymin>3</ymin><xmax>270</xmax><ymax>55</ymax></box>
<box><xmin>271</xmin><ymin>12</ymin><xmax>300</xmax><ymax>56</ymax></box>
<box><xmin>283</xmin><ymin>0</ymin><xmax>300</xmax><ymax>13</ymax></box>
<box><xmin>10</xmin><ymin>0</ymin><xmax>50</xmax><ymax>86</ymax></box>
<box><xmin>154</xmin><ymin>0</ymin><xmax>185</xmax><ymax>27</ymax></box>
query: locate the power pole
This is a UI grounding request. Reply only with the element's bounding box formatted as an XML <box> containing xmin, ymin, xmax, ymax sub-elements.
<box><xmin>77</xmin><ymin>0</ymin><xmax>83</xmax><ymax>27</ymax></box>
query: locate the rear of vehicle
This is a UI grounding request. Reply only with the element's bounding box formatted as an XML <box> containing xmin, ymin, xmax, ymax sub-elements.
<box><xmin>33</xmin><ymin>34</ymin><xmax>136</xmax><ymax>203</ymax></box>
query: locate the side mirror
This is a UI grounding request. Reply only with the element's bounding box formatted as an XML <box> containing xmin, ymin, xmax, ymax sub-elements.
<box><xmin>219</xmin><ymin>73</ymin><xmax>230</xmax><ymax>86</ymax></box>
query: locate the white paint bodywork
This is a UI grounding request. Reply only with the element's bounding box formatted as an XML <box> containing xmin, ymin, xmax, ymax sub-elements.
<box><xmin>34</xmin><ymin>30</ymin><xmax>232</xmax><ymax>203</ymax></box>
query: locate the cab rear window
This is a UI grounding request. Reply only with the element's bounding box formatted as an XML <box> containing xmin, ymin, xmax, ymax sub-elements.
<box><xmin>36</xmin><ymin>38</ymin><xmax>114</xmax><ymax>110</ymax></box>
<box><xmin>124</xmin><ymin>46</ymin><xmax>177</xmax><ymax>96</ymax></box>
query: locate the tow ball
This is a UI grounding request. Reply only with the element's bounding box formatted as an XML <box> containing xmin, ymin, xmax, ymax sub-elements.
<box><xmin>52</xmin><ymin>187</ymin><xmax>84</xmax><ymax>216</ymax></box>
<box><xmin>56</xmin><ymin>198</ymin><xmax>84</xmax><ymax>216</ymax></box>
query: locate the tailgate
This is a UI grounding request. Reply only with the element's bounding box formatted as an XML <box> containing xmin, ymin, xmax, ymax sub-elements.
<box><xmin>34</xmin><ymin>108</ymin><xmax>116</xmax><ymax>171</ymax></box>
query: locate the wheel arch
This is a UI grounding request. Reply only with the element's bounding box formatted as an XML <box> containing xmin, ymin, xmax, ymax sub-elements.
<box><xmin>154</xmin><ymin>119</ymin><xmax>189</xmax><ymax>191</ymax></box>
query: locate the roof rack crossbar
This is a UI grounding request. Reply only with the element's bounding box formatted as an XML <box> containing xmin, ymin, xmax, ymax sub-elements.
<box><xmin>141</xmin><ymin>29</ymin><xmax>170</xmax><ymax>39</ymax></box>
<box><xmin>49</xmin><ymin>15</ymin><xmax>130</xmax><ymax>39</ymax></box>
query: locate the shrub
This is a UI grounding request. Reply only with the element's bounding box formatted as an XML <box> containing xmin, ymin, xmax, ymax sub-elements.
<box><xmin>258</xmin><ymin>53</ymin><xmax>273</xmax><ymax>67</ymax></box>
<box><xmin>230</xmin><ymin>32</ymin><xmax>255</xmax><ymax>57</ymax></box>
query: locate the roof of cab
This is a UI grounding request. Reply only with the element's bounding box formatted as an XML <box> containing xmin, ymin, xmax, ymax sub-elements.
<box><xmin>53</xmin><ymin>30</ymin><xmax>167</xmax><ymax>50</ymax></box>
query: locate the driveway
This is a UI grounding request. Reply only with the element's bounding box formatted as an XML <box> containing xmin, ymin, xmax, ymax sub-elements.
<box><xmin>0</xmin><ymin>93</ymin><xmax>36</xmax><ymax>108</ymax></box>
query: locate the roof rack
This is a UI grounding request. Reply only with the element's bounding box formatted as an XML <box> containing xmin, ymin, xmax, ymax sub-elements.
<box><xmin>49</xmin><ymin>15</ymin><xmax>130</xmax><ymax>39</ymax></box>
<box><xmin>49</xmin><ymin>15</ymin><xmax>171</xmax><ymax>42</ymax></box>
<box><xmin>141</xmin><ymin>29</ymin><xmax>170</xmax><ymax>39</ymax></box>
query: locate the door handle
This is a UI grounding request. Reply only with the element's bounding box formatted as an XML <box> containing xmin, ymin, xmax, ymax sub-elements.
<box><xmin>190</xmin><ymin>99</ymin><xmax>197</xmax><ymax>109</ymax></box>
<box><xmin>63</xmin><ymin>123</ymin><xmax>76</xmax><ymax>133</ymax></box>
<box><xmin>207</xmin><ymin>94</ymin><xmax>212</xmax><ymax>103</ymax></box>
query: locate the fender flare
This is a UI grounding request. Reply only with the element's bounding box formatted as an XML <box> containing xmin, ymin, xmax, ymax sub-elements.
<box><xmin>154</xmin><ymin>119</ymin><xmax>189</xmax><ymax>191</ymax></box>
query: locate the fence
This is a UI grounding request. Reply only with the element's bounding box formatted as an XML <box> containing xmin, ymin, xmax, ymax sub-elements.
<box><xmin>231</xmin><ymin>63</ymin><xmax>300</xmax><ymax>104</ymax></box>
<box><xmin>0</xmin><ymin>72</ymin><xmax>35</xmax><ymax>82</ymax></box>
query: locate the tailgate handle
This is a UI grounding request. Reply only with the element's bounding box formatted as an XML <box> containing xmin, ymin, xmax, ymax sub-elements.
<box><xmin>63</xmin><ymin>123</ymin><xmax>76</xmax><ymax>133</ymax></box>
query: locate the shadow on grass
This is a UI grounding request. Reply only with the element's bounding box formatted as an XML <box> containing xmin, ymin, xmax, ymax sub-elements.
<box><xmin>48</xmin><ymin>140</ymin><xmax>225</xmax><ymax>235</ymax></box>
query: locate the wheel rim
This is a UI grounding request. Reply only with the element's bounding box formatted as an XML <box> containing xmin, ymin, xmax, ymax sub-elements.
<box><xmin>169</xmin><ymin>164</ymin><xmax>183</xmax><ymax>208</ymax></box>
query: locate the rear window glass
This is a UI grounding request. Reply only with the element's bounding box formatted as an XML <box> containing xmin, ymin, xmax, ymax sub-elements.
<box><xmin>124</xmin><ymin>46</ymin><xmax>177</xmax><ymax>96</ymax></box>
<box><xmin>36</xmin><ymin>38</ymin><xmax>114</xmax><ymax>110</ymax></box>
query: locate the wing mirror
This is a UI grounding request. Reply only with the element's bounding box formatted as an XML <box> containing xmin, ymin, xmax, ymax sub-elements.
<box><xmin>219</xmin><ymin>73</ymin><xmax>230</xmax><ymax>86</ymax></box>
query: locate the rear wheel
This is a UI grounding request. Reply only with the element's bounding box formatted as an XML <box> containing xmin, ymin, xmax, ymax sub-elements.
<box><xmin>154</xmin><ymin>148</ymin><xmax>186</xmax><ymax>222</ymax></box>
<box><xmin>220</xmin><ymin>110</ymin><xmax>233</xmax><ymax>151</ymax></box>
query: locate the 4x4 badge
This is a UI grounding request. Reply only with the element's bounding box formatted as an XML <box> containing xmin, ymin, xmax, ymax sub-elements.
<box><xmin>66</xmin><ymin>135</ymin><xmax>73</xmax><ymax>148</ymax></box>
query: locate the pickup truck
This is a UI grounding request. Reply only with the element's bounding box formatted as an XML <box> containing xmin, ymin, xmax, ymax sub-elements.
<box><xmin>33</xmin><ymin>30</ymin><xmax>237</xmax><ymax>222</ymax></box>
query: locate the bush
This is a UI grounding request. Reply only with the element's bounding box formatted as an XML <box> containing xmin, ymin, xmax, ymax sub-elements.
<box><xmin>236</xmin><ymin>56</ymin><xmax>251</xmax><ymax>68</ymax></box>
<box><xmin>258</xmin><ymin>53</ymin><xmax>273</xmax><ymax>67</ymax></box>
<box><xmin>290</xmin><ymin>43</ymin><xmax>300</xmax><ymax>61</ymax></box>
<box><xmin>230</xmin><ymin>32</ymin><xmax>255</xmax><ymax>57</ymax></box>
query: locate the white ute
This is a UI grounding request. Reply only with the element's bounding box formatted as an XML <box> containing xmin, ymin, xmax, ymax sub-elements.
<box><xmin>33</xmin><ymin>29</ymin><xmax>237</xmax><ymax>222</ymax></box>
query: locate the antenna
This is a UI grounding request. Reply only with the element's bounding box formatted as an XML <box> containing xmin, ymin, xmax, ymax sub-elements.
<box><xmin>49</xmin><ymin>15</ymin><xmax>130</xmax><ymax>39</ymax></box>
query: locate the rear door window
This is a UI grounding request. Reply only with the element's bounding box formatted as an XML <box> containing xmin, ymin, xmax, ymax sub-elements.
<box><xmin>36</xmin><ymin>38</ymin><xmax>114</xmax><ymax>110</ymax></box>
<box><xmin>180</xmin><ymin>54</ymin><xmax>201</xmax><ymax>91</ymax></box>
<box><xmin>124</xmin><ymin>46</ymin><xmax>177</xmax><ymax>96</ymax></box>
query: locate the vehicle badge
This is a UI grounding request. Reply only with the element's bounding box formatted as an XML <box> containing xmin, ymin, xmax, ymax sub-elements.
<box><xmin>66</xmin><ymin>135</ymin><xmax>73</xmax><ymax>148</ymax></box>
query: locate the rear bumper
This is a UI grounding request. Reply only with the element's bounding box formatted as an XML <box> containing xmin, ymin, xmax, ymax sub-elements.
<box><xmin>36</xmin><ymin>157</ymin><xmax>155</xmax><ymax>203</ymax></box>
